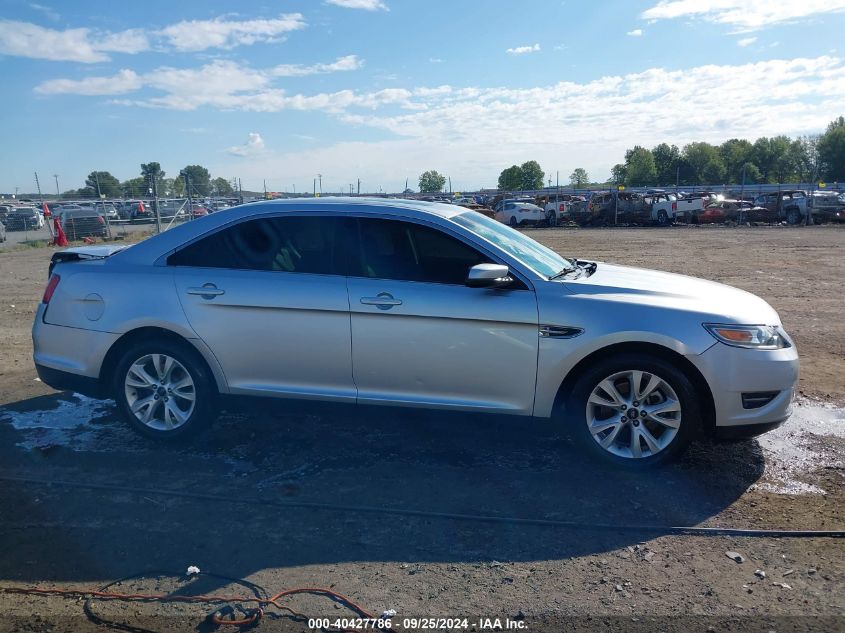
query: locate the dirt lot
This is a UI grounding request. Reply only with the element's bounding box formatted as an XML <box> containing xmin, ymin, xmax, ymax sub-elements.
<box><xmin>0</xmin><ymin>225</ymin><xmax>843</xmax><ymax>632</ymax></box>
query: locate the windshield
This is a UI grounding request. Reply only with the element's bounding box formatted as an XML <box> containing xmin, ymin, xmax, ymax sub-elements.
<box><xmin>452</xmin><ymin>211</ymin><xmax>573</xmax><ymax>277</ymax></box>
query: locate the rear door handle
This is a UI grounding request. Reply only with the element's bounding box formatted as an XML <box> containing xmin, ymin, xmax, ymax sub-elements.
<box><xmin>360</xmin><ymin>292</ymin><xmax>402</xmax><ymax>310</ymax></box>
<box><xmin>187</xmin><ymin>284</ymin><xmax>225</xmax><ymax>299</ymax></box>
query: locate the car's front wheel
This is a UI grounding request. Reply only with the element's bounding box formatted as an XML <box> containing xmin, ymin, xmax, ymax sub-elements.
<box><xmin>113</xmin><ymin>339</ymin><xmax>216</xmax><ymax>440</ymax></box>
<box><xmin>508</xmin><ymin>215</ymin><xmax>518</xmax><ymax>227</ymax></box>
<box><xmin>564</xmin><ymin>354</ymin><xmax>699</xmax><ymax>467</ymax></box>
<box><xmin>785</xmin><ymin>208</ymin><xmax>803</xmax><ymax>225</ymax></box>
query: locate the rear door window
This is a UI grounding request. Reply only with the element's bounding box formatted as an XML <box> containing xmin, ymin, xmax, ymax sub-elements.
<box><xmin>167</xmin><ymin>215</ymin><xmax>347</xmax><ymax>275</ymax></box>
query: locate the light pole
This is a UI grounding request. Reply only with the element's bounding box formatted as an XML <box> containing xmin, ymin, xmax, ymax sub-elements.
<box><xmin>53</xmin><ymin>174</ymin><xmax>60</xmax><ymax>197</ymax></box>
<box><xmin>318</xmin><ymin>174</ymin><xmax>322</xmax><ymax>195</ymax></box>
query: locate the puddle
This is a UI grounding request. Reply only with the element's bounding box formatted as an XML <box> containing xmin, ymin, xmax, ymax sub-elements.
<box><xmin>752</xmin><ymin>398</ymin><xmax>845</xmax><ymax>495</ymax></box>
<box><xmin>0</xmin><ymin>394</ymin><xmax>141</xmax><ymax>452</ymax></box>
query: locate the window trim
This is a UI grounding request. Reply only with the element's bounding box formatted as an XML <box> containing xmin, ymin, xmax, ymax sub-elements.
<box><xmin>346</xmin><ymin>213</ymin><xmax>532</xmax><ymax>290</ymax></box>
<box><xmin>158</xmin><ymin>209</ymin><xmax>535</xmax><ymax>291</ymax></box>
<box><xmin>161</xmin><ymin>212</ymin><xmax>351</xmax><ymax>277</ymax></box>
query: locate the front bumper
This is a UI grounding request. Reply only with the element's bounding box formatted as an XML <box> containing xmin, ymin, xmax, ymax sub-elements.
<box><xmin>689</xmin><ymin>340</ymin><xmax>799</xmax><ymax>428</ymax></box>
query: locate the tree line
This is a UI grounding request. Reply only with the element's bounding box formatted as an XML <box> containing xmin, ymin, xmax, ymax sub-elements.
<box><xmin>612</xmin><ymin>116</ymin><xmax>845</xmax><ymax>187</ymax></box>
<box><xmin>62</xmin><ymin>163</ymin><xmax>237</xmax><ymax>199</ymax></box>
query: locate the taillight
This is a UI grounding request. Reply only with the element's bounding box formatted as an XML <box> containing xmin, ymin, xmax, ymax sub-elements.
<box><xmin>97</xmin><ymin>216</ymin><xmax>105</xmax><ymax>224</ymax></box>
<box><xmin>559</xmin><ymin>203</ymin><xmax>565</xmax><ymax>212</ymax></box>
<box><xmin>672</xmin><ymin>202</ymin><xmax>677</xmax><ymax>211</ymax></box>
<box><xmin>42</xmin><ymin>274</ymin><xmax>60</xmax><ymax>304</ymax></box>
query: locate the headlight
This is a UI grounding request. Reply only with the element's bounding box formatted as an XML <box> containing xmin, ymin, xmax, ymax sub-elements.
<box><xmin>703</xmin><ymin>324</ymin><xmax>790</xmax><ymax>350</ymax></box>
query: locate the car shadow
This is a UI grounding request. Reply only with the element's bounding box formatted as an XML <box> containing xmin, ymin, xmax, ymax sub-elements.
<box><xmin>0</xmin><ymin>393</ymin><xmax>765</xmax><ymax>590</ymax></box>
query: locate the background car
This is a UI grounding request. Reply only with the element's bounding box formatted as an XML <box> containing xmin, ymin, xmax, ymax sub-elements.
<box><xmin>60</xmin><ymin>209</ymin><xmax>108</xmax><ymax>240</ymax></box>
<box><xmin>494</xmin><ymin>200</ymin><xmax>546</xmax><ymax>226</ymax></box>
<box><xmin>94</xmin><ymin>202</ymin><xmax>119</xmax><ymax>221</ymax></box>
<box><xmin>0</xmin><ymin>204</ymin><xmax>13</xmax><ymax>225</ymax></box>
<box><xmin>4</xmin><ymin>207</ymin><xmax>44</xmax><ymax>231</ymax></box>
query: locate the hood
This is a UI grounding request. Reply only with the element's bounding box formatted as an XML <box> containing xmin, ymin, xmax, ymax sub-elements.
<box><xmin>563</xmin><ymin>262</ymin><xmax>781</xmax><ymax>325</ymax></box>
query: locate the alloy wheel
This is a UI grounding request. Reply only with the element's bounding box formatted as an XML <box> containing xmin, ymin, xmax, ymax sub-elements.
<box><xmin>585</xmin><ymin>369</ymin><xmax>682</xmax><ymax>459</ymax></box>
<box><xmin>124</xmin><ymin>353</ymin><xmax>196</xmax><ymax>431</ymax></box>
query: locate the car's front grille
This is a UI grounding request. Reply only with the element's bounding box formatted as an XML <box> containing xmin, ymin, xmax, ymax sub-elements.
<box><xmin>741</xmin><ymin>391</ymin><xmax>780</xmax><ymax>409</ymax></box>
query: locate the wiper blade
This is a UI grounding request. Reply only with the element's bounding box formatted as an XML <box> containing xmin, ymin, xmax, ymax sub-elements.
<box><xmin>549</xmin><ymin>266</ymin><xmax>579</xmax><ymax>280</ymax></box>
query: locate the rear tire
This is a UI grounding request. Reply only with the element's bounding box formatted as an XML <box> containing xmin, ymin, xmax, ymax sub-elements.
<box><xmin>656</xmin><ymin>210</ymin><xmax>670</xmax><ymax>226</ymax></box>
<box><xmin>785</xmin><ymin>208</ymin><xmax>802</xmax><ymax>225</ymax></box>
<box><xmin>509</xmin><ymin>215</ymin><xmax>518</xmax><ymax>227</ymax></box>
<box><xmin>112</xmin><ymin>339</ymin><xmax>216</xmax><ymax>441</ymax></box>
<box><xmin>562</xmin><ymin>354</ymin><xmax>699</xmax><ymax>468</ymax></box>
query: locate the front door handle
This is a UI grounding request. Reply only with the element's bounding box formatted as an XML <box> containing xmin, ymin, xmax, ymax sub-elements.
<box><xmin>187</xmin><ymin>283</ymin><xmax>225</xmax><ymax>299</ymax></box>
<box><xmin>360</xmin><ymin>292</ymin><xmax>402</xmax><ymax>310</ymax></box>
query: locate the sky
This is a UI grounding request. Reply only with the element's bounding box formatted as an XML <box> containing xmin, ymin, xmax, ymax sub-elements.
<box><xmin>1</xmin><ymin>0</ymin><xmax>845</xmax><ymax>195</ymax></box>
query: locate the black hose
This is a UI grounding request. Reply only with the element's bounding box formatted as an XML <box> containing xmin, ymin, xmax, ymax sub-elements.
<box><xmin>1</xmin><ymin>474</ymin><xmax>843</xmax><ymax>538</ymax></box>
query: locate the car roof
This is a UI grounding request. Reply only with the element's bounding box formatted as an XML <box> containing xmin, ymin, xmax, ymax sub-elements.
<box><xmin>113</xmin><ymin>197</ymin><xmax>468</xmax><ymax>265</ymax></box>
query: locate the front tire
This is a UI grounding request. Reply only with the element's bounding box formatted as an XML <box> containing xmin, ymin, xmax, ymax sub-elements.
<box><xmin>785</xmin><ymin>208</ymin><xmax>802</xmax><ymax>225</ymax></box>
<box><xmin>113</xmin><ymin>339</ymin><xmax>216</xmax><ymax>440</ymax></box>
<box><xmin>508</xmin><ymin>215</ymin><xmax>518</xmax><ymax>227</ymax></box>
<box><xmin>563</xmin><ymin>354</ymin><xmax>699</xmax><ymax>468</ymax></box>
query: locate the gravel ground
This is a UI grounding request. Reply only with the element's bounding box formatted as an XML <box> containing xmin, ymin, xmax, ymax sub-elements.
<box><xmin>0</xmin><ymin>224</ymin><xmax>842</xmax><ymax>632</ymax></box>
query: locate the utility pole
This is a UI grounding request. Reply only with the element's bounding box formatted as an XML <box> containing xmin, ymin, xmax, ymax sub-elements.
<box><xmin>238</xmin><ymin>178</ymin><xmax>243</xmax><ymax>204</ymax></box>
<box><xmin>34</xmin><ymin>172</ymin><xmax>44</xmax><ymax>205</ymax></box>
<box><xmin>94</xmin><ymin>172</ymin><xmax>102</xmax><ymax>200</ymax></box>
<box><xmin>36</xmin><ymin>172</ymin><xmax>55</xmax><ymax>239</ymax></box>
<box><xmin>318</xmin><ymin>174</ymin><xmax>322</xmax><ymax>195</ymax></box>
<box><xmin>313</xmin><ymin>178</ymin><xmax>316</xmax><ymax>196</ymax></box>
<box><xmin>151</xmin><ymin>174</ymin><xmax>161</xmax><ymax>234</ymax></box>
<box><xmin>184</xmin><ymin>172</ymin><xmax>193</xmax><ymax>220</ymax></box>
<box><xmin>263</xmin><ymin>179</ymin><xmax>267</xmax><ymax>199</ymax></box>
<box><xmin>448</xmin><ymin>176</ymin><xmax>452</xmax><ymax>194</ymax></box>
<box><xmin>349</xmin><ymin>184</ymin><xmax>353</xmax><ymax>196</ymax></box>
<box><xmin>357</xmin><ymin>178</ymin><xmax>360</xmax><ymax>195</ymax></box>
<box><xmin>53</xmin><ymin>174</ymin><xmax>60</xmax><ymax>197</ymax></box>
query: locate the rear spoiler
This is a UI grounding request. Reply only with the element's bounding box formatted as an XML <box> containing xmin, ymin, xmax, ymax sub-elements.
<box><xmin>48</xmin><ymin>244</ymin><xmax>130</xmax><ymax>277</ymax></box>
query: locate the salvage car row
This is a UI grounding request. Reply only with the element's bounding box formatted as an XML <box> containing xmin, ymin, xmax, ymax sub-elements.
<box><xmin>476</xmin><ymin>189</ymin><xmax>845</xmax><ymax>227</ymax></box>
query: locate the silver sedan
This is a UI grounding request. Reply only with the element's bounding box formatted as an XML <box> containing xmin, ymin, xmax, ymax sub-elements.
<box><xmin>32</xmin><ymin>198</ymin><xmax>798</xmax><ymax>467</ymax></box>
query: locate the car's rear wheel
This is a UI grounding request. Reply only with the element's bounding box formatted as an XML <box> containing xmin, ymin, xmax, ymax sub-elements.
<box><xmin>564</xmin><ymin>354</ymin><xmax>699</xmax><ymax>468</ymax></box>
<box><xmin>508</xmin><ymin>215</ymin><xmax>518</xmax><ymax>227</ymax></box>
<box><xmin>113</xmin><ymin>339</ymin><xmax>215</xmax><ymax>440</ymax></box>
<box><xmin>547</xmin><ymin>211</ymin><xmax>557</xmax><ymax>227</ymax></box>
<box><xmin>785</xmin><ymin>208</ymin><xmax>802</xmax><ymax>225</ymax></box>
<box><xmin>656</xmin><ymin>210</ymin><xmax>670</xmax><ymax>226</ymax></box>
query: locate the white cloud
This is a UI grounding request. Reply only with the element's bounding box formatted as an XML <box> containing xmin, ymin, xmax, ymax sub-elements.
<box><xmin>642</xmin><ymin>0</ymin><xmax>845</xmax><ymax>32</ymax></box>
<box><xmin>270</xmin><ymin>54</ymin><xmax>363</xmax><ymax>77</ymax></box>
<box><xmin>29</xmin><ymin>3</ymin><xmax>59</xmax><ymax>21</ymax></box>
<box><xmin>199</xmin><ymin>56</ymin><xmax>845</xmax><ymax>190</ymax></box>
<box><xmin>0</xmin><ymin>14</ymin><xmax>304</xmax><ymax>61</ymax></box>
<box><xmin>160</xmin><ymin>13</ymin><xmax>306</xmax><ymax>52</ymax></box>
<box><xmin>34</xmin><ymin>55</ymin><xmax>845</xmax><ymax>188</ymax></box>
<box><xmin>0</xmin><ymin>20</ymin><xmax>149</xmax><ymax>62</ymax></box>
<box><xmin>506</xmin><ymin>43</ymin><xmax>540</xmax><ymax>55</ymax></box>
<box><xmin>429</xmin><ymin>57</ymin><xmax>444</xmax><ymax>63</ymax></box>
<box><xmin>737</xmin><ymin>36</ymin><xmax>757</xmax><ymax>47</ymax></box>
<box><xmin>36</xmin><ymin>55</ymin><xmax>364</xmax><ymax>109</ymax></box>
<box><xmin>627</xmin><ymin>29</ymin><xmax>644</xmax><ymax>36</ymax></box>
<box><xmin>228</xmin><ymin>133</ymin><xmax>266</xmax><ymax>157</ymax></box>
<box><xmin>35</xmin><ymin>69</ymin><xmax>142</xmax><ymax>95</ymax></box>
<box><xmin>325</xmin><ymin>0</ymin><xmax>388</xmax><ymax>10</ymax></box>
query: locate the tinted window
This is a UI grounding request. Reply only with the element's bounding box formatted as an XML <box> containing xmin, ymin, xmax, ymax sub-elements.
<box><xmin>352</xmin><ymin>218</ymin><xmax>489</xmax><ymax>285</ymax></box>
<box><xmin>168</xmin><ymin>216</ymin><xmax>345</xmax><ymax>275</ymax></box>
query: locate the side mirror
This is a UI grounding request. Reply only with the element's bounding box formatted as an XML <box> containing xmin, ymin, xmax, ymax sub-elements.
<box><xmin>466</xmin><ymin>263</ymin><xmax>512</xmax><ymax>289</ymax></box>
